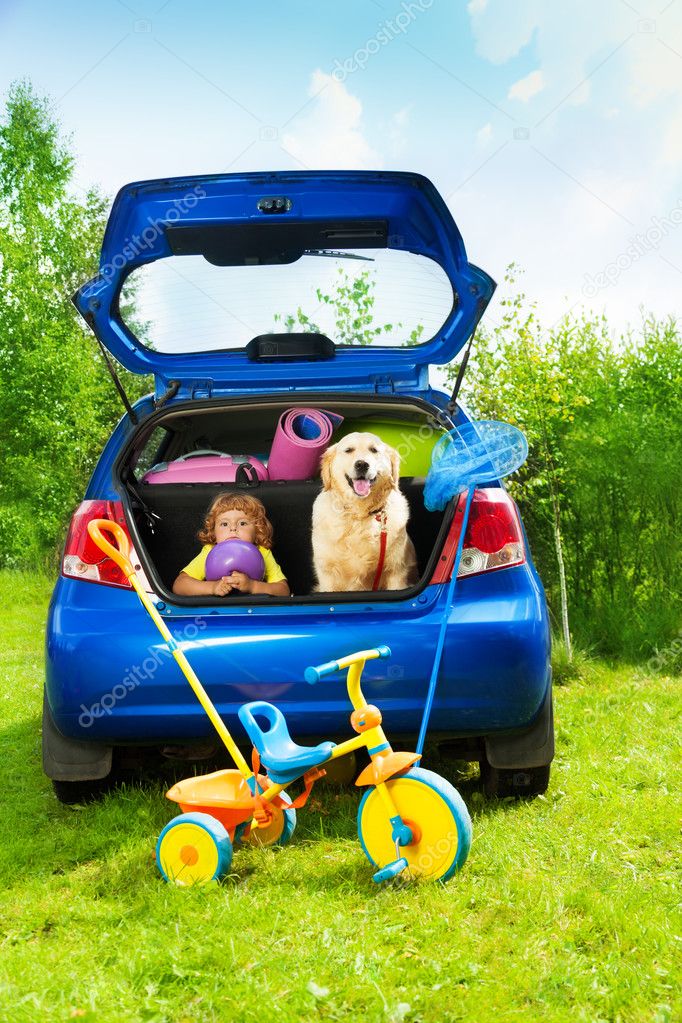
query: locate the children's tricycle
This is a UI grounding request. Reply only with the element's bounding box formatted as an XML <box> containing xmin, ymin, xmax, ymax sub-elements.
<box><xmin>88</xmin><ymin>519</ymin><xmax>472</xmax><ymax>886</ymax></box>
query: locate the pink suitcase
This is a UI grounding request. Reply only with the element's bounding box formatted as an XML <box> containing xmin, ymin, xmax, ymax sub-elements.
<box><xmin>142</xmin><ymin>451</ymin><xmax>269</xmax><ymax>485</ymax></box>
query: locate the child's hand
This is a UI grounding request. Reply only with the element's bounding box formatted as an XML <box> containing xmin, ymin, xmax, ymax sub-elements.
<box><xmin>212</xmin><ymin>576</ymin><xmax>234</xmax><ymax>597</ymax></box>
<box><xmin>225</xmin><ymin>572</ymin><xmax>253</xmax><ymax>593</ymax></box>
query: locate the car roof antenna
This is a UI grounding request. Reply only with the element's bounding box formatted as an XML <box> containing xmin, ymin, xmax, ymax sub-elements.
<box><xmin>92</xmin><ymin>334</ymin><xmax>139</xmax><ymax>425</ymax></box>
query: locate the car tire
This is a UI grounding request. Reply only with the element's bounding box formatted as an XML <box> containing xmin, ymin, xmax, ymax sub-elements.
<box><xmin>320</xmin><ymin>751</ymin><xmax>357</xmax><ymax>786</ymax></box>
<box><xmin>52</xmin><ymin>777</ymin><xmax>115</xmax><ymax>804</ymax></box>
<box><xmin>479</xmin><ymin>759</ymin><xmax>550</xmax><ymax>799</ymax></box>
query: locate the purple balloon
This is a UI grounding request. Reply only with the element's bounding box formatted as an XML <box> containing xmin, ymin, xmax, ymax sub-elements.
<box><xmin>205</xmin><ymin>540</ymin><xmax>265</xmax><ymax>581</ymax></box>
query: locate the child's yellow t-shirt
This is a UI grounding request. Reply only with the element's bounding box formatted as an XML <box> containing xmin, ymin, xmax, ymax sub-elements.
<box><xmin>180</xmin><ymin>545</ymin><xmax>286</xmax><ymax>583</ymax></box>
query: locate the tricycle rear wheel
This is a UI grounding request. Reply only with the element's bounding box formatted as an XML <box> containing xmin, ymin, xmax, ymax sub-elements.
<box><xmin>156</xmin><ymin>812</ymin><xmax>233</xmax><ymax>885</ymax></box>
<box><xmin>243</xmin><ymin>797</ymin><xmax>297</xmax><ymax>848</ymax></box>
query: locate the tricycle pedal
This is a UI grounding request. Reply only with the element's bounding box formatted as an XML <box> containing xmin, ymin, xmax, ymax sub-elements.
<box><xmin>372</xmin><ymin>857</ymin><xmax>409</xmax><ymax>883</ymax></box>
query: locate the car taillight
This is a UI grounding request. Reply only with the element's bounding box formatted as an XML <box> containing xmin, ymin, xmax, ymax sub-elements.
<box><xmin>430</xmin><ymin>489</ymin><xmax>526</xmax><ymax>583</ymax></box>
<box><xmin>458</xmin><ymin>488</ymin><xmax>526</xmax><ymax>577</ymax></box>
<box><xmin>62</xmin><ymin>500</ymin><xmax>133</xmax><ymax>588</ymax></box>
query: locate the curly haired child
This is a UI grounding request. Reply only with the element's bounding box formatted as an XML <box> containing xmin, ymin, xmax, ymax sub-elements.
<box><xmin>173</xmin><ymin>492</ymin><xmax>290</xmax><ymax>597</ymax></box>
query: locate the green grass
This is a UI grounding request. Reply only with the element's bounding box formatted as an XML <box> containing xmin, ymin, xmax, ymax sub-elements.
<box><xmin>0</xmin><ymin>570</ymin><xmax>680</xmax><ymax>1023</ymax></box>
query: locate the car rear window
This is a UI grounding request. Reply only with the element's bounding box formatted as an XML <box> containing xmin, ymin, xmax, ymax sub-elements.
<box><xmin>120</xmin><ymin>249</ymin><xmax>454</xmax><ymax>354</ymax></box>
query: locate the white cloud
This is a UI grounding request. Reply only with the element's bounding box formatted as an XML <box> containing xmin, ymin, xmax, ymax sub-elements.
<box><xmin>660</xmin><ymin>107</ymin><xmax>682</xmax><ymax>165</ymax></box>
<box><xmin>508</xmin><ymin>69</ymin><xmax>545</xmax><ymax>102</ymax></box>
<box><xmin>465</xmin><ymin>1</ymin><xmax>682</xmax><ymax>213</ymax></box>
<box><xmin>468</xmin><ymin>0</ymin><xmax>682</xmax><ymax>146</ymax></box>
<box><xmin>281</xmin><ymin>70</ymin><xmax>382</xmax><ymax>170</ymax></box>
<box><xmin>628</xmin><ymin>25</ymin><xmax>682</xmax><ymax>107</ymax></box>
<box><xmin>627</xmin><ymin>20</ymin><xmax>682</xmax><ymax>164</ymax></box>
<box><xmin>387</xmin><ymin>104</ymin><xmax>413</xmax><ymax>156</ymax></box>
<box><xmin>468</xmin><ymin>1</ymin><xmax>626</xmax><ymax>106</ymax></box>
<box><xmin>393</xmin><ymin>104</ymin><xmax>412</xmax><ymax>129</ymax></box>
<box><xmin>467</xmin><ymin>0</ymin><xmax>543</xmax><ymax>64</ymax></box>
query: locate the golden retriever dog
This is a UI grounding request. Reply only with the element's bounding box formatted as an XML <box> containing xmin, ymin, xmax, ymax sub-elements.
<box><xmin>312</xmin><ymin>432</ymin><xmax>418</xmax><ymax>592</ymax></box>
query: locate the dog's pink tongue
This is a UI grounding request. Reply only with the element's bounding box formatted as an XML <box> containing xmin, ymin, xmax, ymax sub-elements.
<box><xmin>353</xmin><ymin>478</ymin><xmax>371</xmax><ymax>497</ymax></box>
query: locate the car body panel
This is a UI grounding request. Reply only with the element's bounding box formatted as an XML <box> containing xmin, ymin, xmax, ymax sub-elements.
<box><xmin>46</xmin><ymin>563</ymin><xmax>550</xmax><ymax>743</ymax></box>
<box><xmin>72</xmin><ymin>171</ymin><xmax>495</xmax><ymax>395</ymax></box>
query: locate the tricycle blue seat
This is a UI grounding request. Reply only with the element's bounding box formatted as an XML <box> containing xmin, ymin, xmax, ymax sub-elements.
<box><xmin>238</xmin><ymin>701</ymin><xmax>335</xmax><ymax>784</ymax></box>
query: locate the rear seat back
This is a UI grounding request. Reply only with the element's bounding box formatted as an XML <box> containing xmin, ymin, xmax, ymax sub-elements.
<box><xmin>135</xmin><ymin>478</ymin><xmax>441</xmax><ymax>596</ymax></box>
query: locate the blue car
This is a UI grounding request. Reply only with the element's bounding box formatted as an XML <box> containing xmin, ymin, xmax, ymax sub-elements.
<box><xmin>43</xmin><ymin>171</ymin><xmax>553</xmax><ymax>803</ymax></box>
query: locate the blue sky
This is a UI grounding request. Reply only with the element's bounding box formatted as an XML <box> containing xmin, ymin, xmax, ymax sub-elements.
<box><xmin>1</xmin><ymin>0</ymin><xmax>682</xmax><ymax>333</ymax></box>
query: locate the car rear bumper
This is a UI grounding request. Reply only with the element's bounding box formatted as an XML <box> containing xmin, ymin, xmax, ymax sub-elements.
<box><xmin>46</xmin><ymin>565</ymin><xmax>550</xmax><ymax>744</ymax></box>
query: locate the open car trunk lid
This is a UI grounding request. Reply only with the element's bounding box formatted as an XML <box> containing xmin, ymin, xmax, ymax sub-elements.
<box><xmin>73</xmin><ymin>171</ymin><xmax>495</xmax><ymax>398</ymax></box>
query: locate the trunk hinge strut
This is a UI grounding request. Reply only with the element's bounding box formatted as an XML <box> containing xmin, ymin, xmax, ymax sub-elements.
<box><xmin>445</xmin><ymin>298</ymin><xmax>487</xmax><ymax>419</ymax></box>
<box><xmin>155</xmin><ymin>380</ymin><xmax>180</xmax><ymax>409</ymax></box>
<box><xmin>92</xmin><ymin>332</ymin><xmax>139</xmax><ymax>426</ymax></box>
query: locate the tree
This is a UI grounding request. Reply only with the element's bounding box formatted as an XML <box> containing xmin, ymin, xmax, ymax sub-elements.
<box><xmin>275</xmin><ymin>266</ymin><xmax>424</xmax><ymax>346</ymax></box>
<box><xmin>0</xmin><ymin>81</ymin><xmax>148</xmax><ymax>567</ymax></box>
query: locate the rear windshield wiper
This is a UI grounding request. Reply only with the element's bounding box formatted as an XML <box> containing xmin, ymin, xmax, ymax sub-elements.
<box><xmin>303</xmin><ymin>249</ymin><xmax>374</xmax><ymax>261</ymax></box>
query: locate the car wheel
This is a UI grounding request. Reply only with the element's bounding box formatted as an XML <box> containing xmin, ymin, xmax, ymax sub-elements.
<box><xmin>479</xmin><ymin>759</ymin><xmax>550</xmax><ymax>799</ymax></box>
<box><xmin>52</xmin><ymin>777</ymin><xmax>115</xmax><ymax>804</ymax></box>
<box><xmin>320</xmin><ymin>751</ymin><xmax>357</xmax><ymax>786</ymax></box>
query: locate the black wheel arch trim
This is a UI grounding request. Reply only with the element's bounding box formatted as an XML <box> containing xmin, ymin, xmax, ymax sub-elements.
<box><xmin>42</xmin><ymin>690</ymin><xmax>113</xmax><ymax>782</ymax></box>
<box><xmin>484</xmin><ymin>676</ymin><xmax>554</xmax><ymax>770</ymax></box>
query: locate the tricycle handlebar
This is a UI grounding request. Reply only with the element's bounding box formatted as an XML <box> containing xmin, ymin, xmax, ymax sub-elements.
<box><xmin>304</xmin><ymin>646</ymin><xmax>391</xmax><ymax>685</ymax></box>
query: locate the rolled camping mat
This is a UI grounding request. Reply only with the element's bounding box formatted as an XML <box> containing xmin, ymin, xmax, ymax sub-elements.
<box><xmin>268</xmin><ymin>408</ymin><xmax>344</xmax><ymax>480</ymax></box>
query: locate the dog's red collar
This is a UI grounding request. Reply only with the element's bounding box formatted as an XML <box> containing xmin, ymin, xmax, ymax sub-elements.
<box><xmin>372</xmin><ymin>510</ymin><xmax>388</xmax><ymax>591</ymax></box>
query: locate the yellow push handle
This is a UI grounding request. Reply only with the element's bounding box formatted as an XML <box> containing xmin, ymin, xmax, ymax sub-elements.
<box><xmin>86</xmin><ymin>517</ymin><xmax>254</xmax><ymax>782</ymax></box>
<box><xmin>87</xmin><ymin>519</ymin><xmax>135</xmax><ymax>578</ymax></box>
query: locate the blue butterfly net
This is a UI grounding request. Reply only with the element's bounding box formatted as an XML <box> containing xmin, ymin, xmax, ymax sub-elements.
<box><xmin>424</xmin><ymin>421</ymin><xmax>528</xmax><ymax>511</ymax></box>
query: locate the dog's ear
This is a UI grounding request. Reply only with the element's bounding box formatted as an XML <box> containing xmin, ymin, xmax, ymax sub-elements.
<box><xmin>387</xmin><ymin>444</ymin><xmax>401</xmax><ymax>486</ymax></box>
<box><xmin>320</xmin><ymin>444</ymin><xmax>336</xmax><ymax>491</ymax></box>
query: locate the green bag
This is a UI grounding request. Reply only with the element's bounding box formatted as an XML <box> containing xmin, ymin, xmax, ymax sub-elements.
<box><xmin>334</xmin><ymin>418</ymin><xmax>442</xmax><ymax>476</ymax></box>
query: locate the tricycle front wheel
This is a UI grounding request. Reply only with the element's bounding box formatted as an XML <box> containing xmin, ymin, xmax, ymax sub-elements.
<box><xmin>357</xmin><ymin>767</ymin><xmax>472</xmax><ymax>882</ymax></box>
